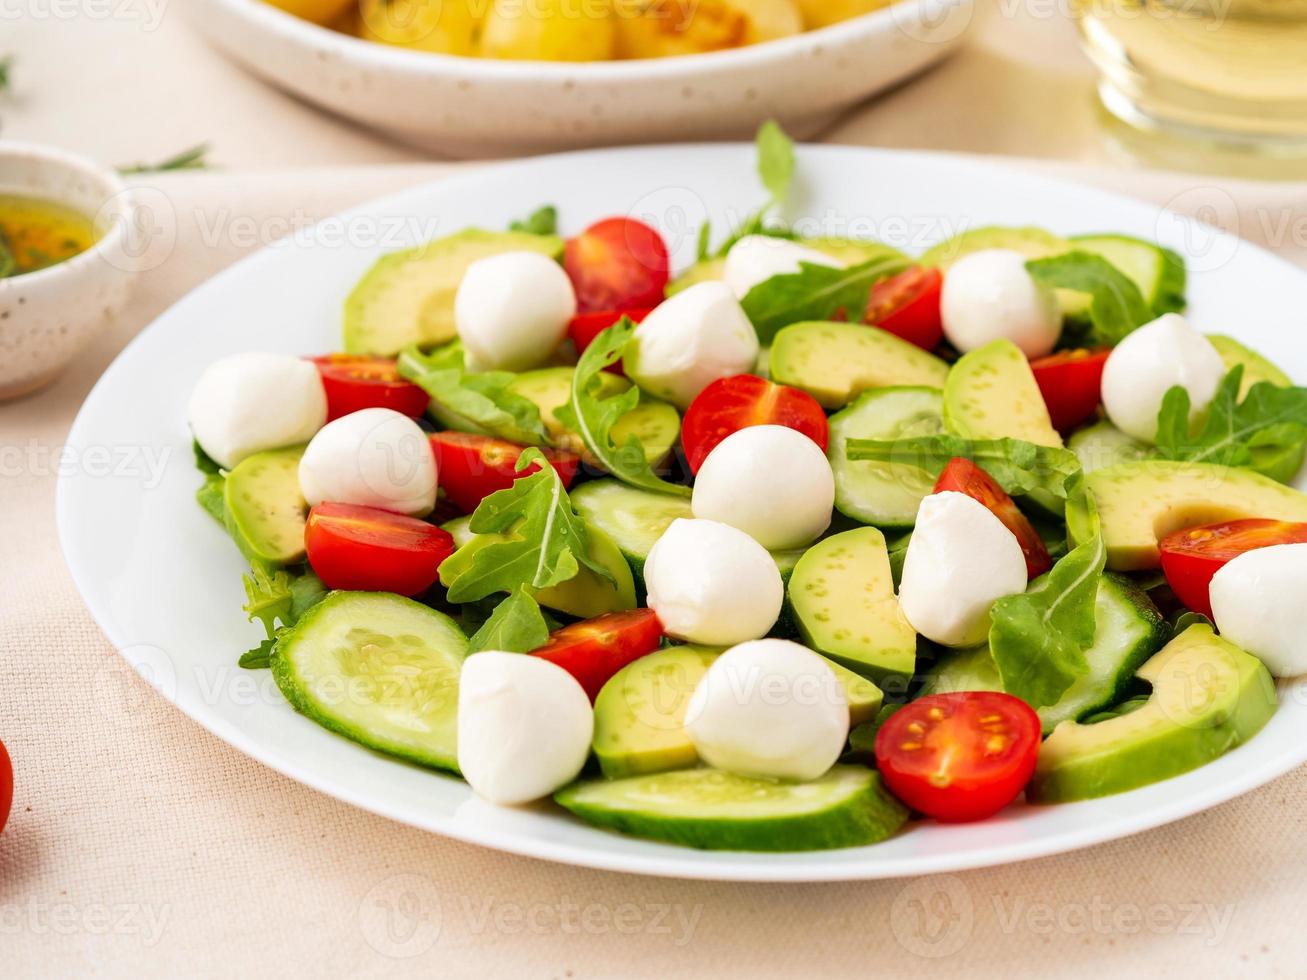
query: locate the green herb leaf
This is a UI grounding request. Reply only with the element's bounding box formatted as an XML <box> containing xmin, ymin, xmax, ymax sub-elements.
<box><xmin>554</xmin><ymin>319</ymin><xmax>692</xmax><ymax>498</ymax></box>
<box><xmin>756</xmin><ymin>120</ymin><xmax>796</xmax><ymax>207</ymax></box>
<box><xmin>196</xmin><ymin>472</ymin><xmax>226</xmax><ymax>525</ymax></box>
<box><xmin>0</xmin><ymin>230</ymin><xmax>15</xmax><ymax>279</ymax></box>
<box><xmin>741</xmin><ymin>255</ymin><xmax>911</xmax><ymax>345</ymax></box>
<box><xmin>398</xmin><ymin>344</ymin><xmax>551</xmax><ymax>446</ymax></box>
<box><xmin>1168</xmin><ymin>609</ymin><xmax>1214</xmax><ymax>641</ymax></box>
<box><xmin>509</xmin><ymin>205</ymin><xmax>558</xmax><ymax>236</ymax></box>
<box><xmin>119</xmin><ymin>143</ymin><xmax>211</xmax><ymax>175</ymax></box>
<box><xmin>0</xmin><ymin>56</ymin><xmax>13</xmax><ymax>95</ymax></box>
<box><xmin>695</xmin><ymin>220</ymin><xmax>712</xmax><ymax>262</ymax></box>
<box><xmin>446</xmin><ymin>449</ymin><xmax>614</xmax><ymax>603</ymax></box>
<box><xmin>1025</xmin><ymin>251</ymin><xmax>1151</xmax><ymax>346</ymax></box>
<box><xmin>468</xmin><ymin>588</ymin><xmax>551</xmax><ymax>653</ymax></box>
<box><xmin>239</xmin><ymin>565</ymin><xmax>327</xmax><ymax>669</ymax></box>
<box><xmin>238</xmin><ymin>638</ymin><xmax>276</xmax><ymax>671</ymax></box>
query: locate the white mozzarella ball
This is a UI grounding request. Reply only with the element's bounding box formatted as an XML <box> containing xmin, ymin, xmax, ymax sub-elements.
<box><xmin>622</xmin><ymin>282</ymin><xmax>760</xmax><ymax>409</ymax></box>
<box><xmin>188</xmin><ymin>352</ymin><xmax>327</xmax><ymax>470</ymax></box>
<box><xmin>1100</xmin><ymin>313</ymin><xmax>1226</xmax><ymax>444</ymax></box>
<box><xmin>940</xmin><ymin>248</ymin><xmax>1062</xmax><ymax>357</ymax></box>
<box><xmin>1210</xmin><ymin>543</ymin><xmax>1307</xmax><ymax>677</ymax></box>
<box><xmin>298</xmin><ymin>407</ymin><xmax>436</xmax><ymax>516</ymax></box>
<box><xmin>685</xmin><ymin>639</ymin><xmax>849</xmax><ymax>781</ymax></box>
<box><xmin>692</xmin><ymin>424</ymin><xmax>834</xmax><ymax>550</ymax></box>
<box><xmin>455</xmin><ymin>251</ymin><xmax>576</xmax><ymax>371</ymax></box>
<box><xmin>723</xmin><ymin>235</ymin><xmax>843</xmax><ymax>299</ymax></box>
<box><xmin>457</xmin><ymin>652</ymin><xmax>593</xmax><ymax>805</ymax></box>
<box><xmin>643</xmin><ymin>518</ymin><xmax>783</xmax><ymax>646</ymax></box>
<box><xmin>898</xmin><ymin>491</ymin><xmax>1029</xmax><ymax>647</ymax></box>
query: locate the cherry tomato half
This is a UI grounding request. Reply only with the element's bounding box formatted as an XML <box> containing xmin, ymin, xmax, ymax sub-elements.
<box><xmin>0</xmin><ymin>738</ymin><xmax>11</xmax><ymax>835</ymax></box>
<box><xmin>1160</xmin><ymin>519</ymin><xmax>1307</xmax><ymax>619</ymax></box>
<box><xmin>567</xmin><ymin>307</ymin><xmax>654</xmax><ymax>376</ymax></box>
<box><xmin>875</xmin><ymin>692</ymin><xmax>1041</xmax><ymax>822</ymax></box>
<box><xmin>431</xmin><ymin>432</ymin><xmax>580</xmax><ymax>514</ymax></box>
<box><xmin>680</xmin><ymin>374</ymin><xmax>830</xmax><ymax>475</ymax></box>
<box><xmin>564</xmin><ymin>217</ymin><xmax>670</xmax><ymax>314</ymax></box>
<box><xmin>934</xmin><ymin>458</ymin><xmax>1052</xmax><ymax>579</ymax></box>
<box><xmin>1029</xmin><ymin>348</ymin><xmax>1111</xmax><ymax>433</ymax></box>
<box><xmin>305</xmin><ymin>503</ymin><xmax>455</xmax><ymax>597</ymax></box>
<box><xmin>531</xmin><ymin>608</ymin><xmax>664</xmax><ymax>702</ymax></box>
<box><xmin>865</xmin><ymin>266</ymin><xmax>944</xmax><ymax>351</ymax></box>
<box><xmin>310</xmin><ymin>355</ymin><xmax>430</xmax><ymax>422</ymax></box>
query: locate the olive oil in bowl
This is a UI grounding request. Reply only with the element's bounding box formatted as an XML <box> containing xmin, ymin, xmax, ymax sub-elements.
<box><xmin>0</xmin><ymin>194</ymin><xmax>99</xmax><ymax>278</ymax></box>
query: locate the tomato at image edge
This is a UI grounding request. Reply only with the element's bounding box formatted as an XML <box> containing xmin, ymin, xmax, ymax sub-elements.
<box><xmin>530</xmin><ymin>608</ymin><xmax>664</xmax><ymax>702</ymax></box>
<box><xmin>875</xmin><ymin>692</ymin><xmax>1041</xmax><ymax>823</ymax></box>
<box><xmin>0</xmin><ymin>738</ymin><xmax>11</xmax><ymax>835</ymax></box>
<box><xmin>1028</xmin><ymin>348</ymin><xmax>1111</xmax><ymax>432</ymax></box>
<box><xmin>309</xmin><ymin>354</ymin><xmax>430</xmax><ymax>422</ymax></box>
<box><xmin>1160</xmin><ymin>518</ymin><xmax>1307</xmax><ymax>619</ymax></box>
<box><xmin>933</xmin><ymin>458</ymin><xmax>1052</xmax><ymax>579</ymax></box>
<box><xmin>564</xmin><ymin>217</ymin><xmax>670</xmax><ymax>314</ymax></box>
<box><xmin>865</xmin><ymin>266</ymin><xmax>944</xmax><ymax>351</ymax></box>
<box><xmin>680</xmin><ymin>374</ymin><xmax>830</xmax><ymax>474</ymax></box>
<box><xmin>304</xmin><ymin>503</ymin><xmax>456</xmax><ymax>596</ymax></box>
<box><xmin>431</xmin><ymin>431</ymin><xmax>580</xmax><ymax>514</ymax></box>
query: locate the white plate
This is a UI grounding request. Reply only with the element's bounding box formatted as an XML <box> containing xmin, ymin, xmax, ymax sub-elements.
<box><xmin>58</xmin><ymin>145</ymin><xmax>1307</xmax><ymax>881</ymax></box>
<box><xmin>185</xmin><ymin>0</ymin><xmax>976</xmax><ymax>157</ymax></box>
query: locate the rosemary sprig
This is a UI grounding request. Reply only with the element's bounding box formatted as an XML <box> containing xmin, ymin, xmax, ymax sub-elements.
<box><xmin>118</xmin><ymin>143</ymin><xmax>212</xmax><ymax>175</ymax></box>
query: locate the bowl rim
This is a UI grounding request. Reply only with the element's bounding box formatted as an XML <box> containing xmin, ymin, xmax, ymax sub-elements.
<box><xmin>0</xmin><ymin>140</ymin><xmax>136</xmax><ymax>291</ymax></box>
<box><xmin>205</xmin><ymin>0</ymin><xmax>973</xmax><ymax>80</ymax></box>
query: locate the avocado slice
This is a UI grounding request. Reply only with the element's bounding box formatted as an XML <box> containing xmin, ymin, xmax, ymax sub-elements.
<box><xmin>920</xmin><ymin>226</ymin><xmax>1073</xmax><ymax>270</ymax></box>
<box><xmin>343</xmin><ymin>229</ymin><xmax>564</xmax><ymax>356</ymax></box>
<box><xmin>1086</xmin><ymin>460</ymin><xmax>1307</xmax><ymax>570</ymax></box>
<box><xmin>1028</xmin><ymin>624</ymin><xmax>1276</xmax><ymax>803</ymax></box>
<box><xmin>769</xmin><ymin>321</ymin><xmax>949</xmax><ymax>409</ymax></box>
<box><xmin>592</xmin><ymin>644</ymin><xmax>884</xmax><ymax>779</ymax></box>
<box><xmin>666</xmin><ymin>236</ymin><xmax>906</xmax><ymax>296</ymax></box>
<box><xmin>222</xmin><ymin>446</ymin><xmax>308</xmax><ymax>567</ymax></box>
<box><xmin>943</xmin><ymin>338</ymin><xmax>1062</xmax><ymax>448</ymax></box>
<box><xmin>787</xmin><ymin>528</ymin><xmax>916</xmax><ymax>685</ymax></box>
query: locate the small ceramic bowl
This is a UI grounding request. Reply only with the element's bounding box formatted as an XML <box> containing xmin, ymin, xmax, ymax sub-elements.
<box><xmin>0</xmin><ymin>142</ymin><xmax>139</xmax><ymax>400</ymax></box>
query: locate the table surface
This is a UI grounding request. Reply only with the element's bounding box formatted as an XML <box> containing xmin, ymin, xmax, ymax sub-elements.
<box><xmin>5</xmin><ymin>4</ymin><xmax>1307</xmax><ymax>978</ymax></box>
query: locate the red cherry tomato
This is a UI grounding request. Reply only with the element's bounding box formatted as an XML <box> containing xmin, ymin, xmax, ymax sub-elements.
<box><xmin>530</xmin><ymin>609</ymin><xmax>664</xmax><ymax>702</ymax></box>
<box><xmin>865</xmin><ymin>266</ymin><xmax>944</xmax><ymax>351</ymax></box>
<box><xmin>310</xmin><ymin>355</ymin><xmax>430</xmax><ymax>422</ymax></box>
<box><xmin>680</xmin><ymin>374</ymin><xmax>830</xmax><ymax>475</ymax></box>
<box><xmin>0</xmin><ymin>738</ymin><xmax>11</xmax><ymax>835</ymax></box>
<box><xmin>1160</xmin><ymin>519</ymin><xmax>1307</xmax><ymax>619</ymax></box>
<box><xmin>567</xmin><ymin>307</ymin><xmax>654</xmax><ymax>377</ymax></box>
<box><xmin>1029</xmin><ymin>348</ymin><xmax>1111</xmax><ymax>432</ymax></box>
<box><xmin>305</xmin><ymin>503</ymin><xmax>455</xmax><ymax>597</ymax></box>
<box><xmin>564</xmin><ymin>217</ymin><xmax>670</xmax><ymax>314</ymax></box>
<box><xmin>934</xmin><ymin>458</ymin><xmax>1052</xmax><ymax>579</ymax></box>
<box><xmin>875</xmin><ymin>692</ymin><xmax>1041</xmax><ymax>822</ymax></box>
<box><xmin>431</xmin><ymin>432</ymin><xmax>580</xmax><ymax>514</ymax></box>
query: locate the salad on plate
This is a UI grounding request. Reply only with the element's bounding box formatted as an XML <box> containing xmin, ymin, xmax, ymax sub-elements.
<box><xmin>186</xmin><ymin>125</ymin><xmax>1307</xmax><ymax>852</ymax></box>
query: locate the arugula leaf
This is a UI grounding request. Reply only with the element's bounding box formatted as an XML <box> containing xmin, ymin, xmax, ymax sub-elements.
<box><xmin>1026</xmin><ymin>251</ymin><xmax>1151</xmax><ymax>346</ymax></box>
<box><xmin>196</xmin><ymin>472</ymin><xmax>226</xmax><ymax>525</ymax></box>
<box><xmin>238</xmin><ymin>638</ymin><xmax>277</xmax><ymax>671</ymax></box>
<box><xmin>554</xmin><ymin>319</ymin><xmax>692</xmax><ymax>498</ymax></box>
<box><xmin>468</xmin><ymin>588</ymin><xmax>551</xmax><ymax>653</ymax></box>
<box><xmin>509</xmin><ymin>205</ymin><xmax>558</xmax><ymax>236</ymax></box>
<box><xmin>846</xmin><ymin>435</ymin><xmax>1083</xmax><ymax>501</ymax></box>
<box><xmin>741</xmin><ymin>255</ymin><xmax>910</xmax><ymax>345</ymax></box>
<box><xmin>1155</xmin><ymin>365</ymin><xmax>1307</xmax><ymax>476</ymax></box>
<box><xmin>1168</xmin><ymin>609</ymin><xmax>1214</xmax><ymax>641</ymax></box>
<box><xmin>239</xmin><ymin>566</ymin><xmax>327</xmax><ymax>669</ymax></box>
<box><xmin>446</xmin><ymin>449</ymin><xmax>614</xmax><ymax>603</ymax></box>
<box><xmin>756</xmin><ymin>120</ymin><xmax>796</xmax><ymax>207</ymax></box>
<box><xmin>397</xmin><ymin>345</ymin><xmax>550</xmax><ymax>446</ymax></box>
<box><xmin>696</xmin><ymin>221</ymin><xmax>712</xmax><ymax>262</ymax></box>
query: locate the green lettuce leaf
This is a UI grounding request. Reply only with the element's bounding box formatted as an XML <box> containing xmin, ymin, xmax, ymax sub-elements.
<box><xmin>509</xmin><ymin>205</ymin><xmax>558</xmax><ymax>236</ymax></box>
<box><xmin>1026</xmin><ymin>251</ymin><xmax>1151</xmax><ymax>346</ymax></box>
<box><xmin>239</xmin><ymin>566</ymin><xmax>327</xmax><ymax>669</ymax></box>
<box><xmin>468</xmin><ymin>588</ymin><xmax>551</xmax><ymax>654</ymax></box>
<box><xmin>741</xmin><ymin>255</ymin><xmax>911</xmax><ymax>345</ymax></box>
<box><xmin>397</xmin><ymin>344</ymin><xmax>550</xmax><ymax>446</ymax></box>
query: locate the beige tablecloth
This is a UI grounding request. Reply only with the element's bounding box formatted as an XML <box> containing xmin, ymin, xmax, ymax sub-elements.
<box><xmin>3</xmin><ymin>160</ymin><xmax>1307</xmax><ymax>978</ymax></box>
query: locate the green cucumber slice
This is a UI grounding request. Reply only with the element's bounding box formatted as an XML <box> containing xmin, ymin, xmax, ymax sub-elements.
<box><xmin>1067</xmin><ymin>420</ymin><xmax>1154</xmax><ymax>475</ymax></box>
<box><xmin>271</xmin><ymin>592</ymin><xmax>468</xmax><ymax>772</ymax></box>
<box><xmin>828</xmin><ymin>386</ymin><xmax>943</xmax><ymax>528</ymax></box>
<box><xmin>223</xmin><ymin>446</ymin><xmax>308</xmax><ymax>567</ymax></box>
<box><xmin>1069</xmin><ymin>234</ymin><xmax>1186</xmax><ymax>317</ymax></box>
<box><xmin>555</xmin><ymin>766</ymin><xmax>908</xmax><ymax>852</ymax></box>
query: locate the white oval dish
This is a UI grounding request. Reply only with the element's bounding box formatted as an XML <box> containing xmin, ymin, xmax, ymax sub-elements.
<box><xmin>185</xmin><ymin>0</ymin><xmax>976</xmax><ymax>157</ymax></box>
<box><xmin>57</xmin><ymin>144</ymin><xmax>1307</xmax><ymax>881</ymax></box>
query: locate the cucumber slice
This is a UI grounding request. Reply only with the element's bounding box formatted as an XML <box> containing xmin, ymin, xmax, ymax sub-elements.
<box><xmin>1070</xmin><ymin>234</ymin><xmax>1186</xmax><ymax>317</ymax></box>
<box><xmin>920</xmin><ymin>574</ymin><xmax>1167</xmax><ymax>733</ymax></box>
<box><xmin>828</xmin><ymin>386</ymin><xmax>943</xmax><ymax>528</ymax></box>
<box><xmin>1067</xmin><ymin>420</ymin><xmax>1154</xmax><ymax>475</ymax></box>
<box><xmin>555</xmin><ymin>766</ymin><xmax>908</xmax><ymax>852</ymax></box>
<box><xmin>223</xmin><ymin>446</ymin><xmax>308</xmax><ymax>566</ymax></box>
<box><xmin>271</xmin><ymin>592</ymin><xmax>468</xmax><ymax>771</ymax></box>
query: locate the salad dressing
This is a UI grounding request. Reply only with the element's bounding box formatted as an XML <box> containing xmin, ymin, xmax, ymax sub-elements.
<box><xmin>0</xmin><ymin>194</ymin><xmax>98</xmax><ymax>278</ymax></box>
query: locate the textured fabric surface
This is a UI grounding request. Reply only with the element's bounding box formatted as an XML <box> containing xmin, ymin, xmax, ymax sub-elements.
<box><xmin>2</xmin><ymin>162</ymin><xmax>1305</xmax><ymax>979</ymax></box>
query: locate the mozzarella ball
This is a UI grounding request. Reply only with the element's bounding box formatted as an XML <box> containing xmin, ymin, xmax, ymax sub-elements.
<box><xmin>644</xmin><ymin>518</ymin><xmax>783</xmax><ymax>646</ymax></box>
<box><xmin>940</xmin><ymin>248</ymin><xmax>1062</xmax><ymax>357</ymax></box>
<box><xmin>298</xmin><ymin>407</ymin><xmax>436</xmax><ymax>516</ymax></box>
<box><xmin>723</xmin><ymin>235</ymin><xmax>843</xmax><ymax>299</ymax></box>
<box><xmin>1210</xmin><ymin>543</ymin><xmax>1307</xmax><ymax>677</ymax></box>
<box><xmin>685</xmin><ymin>639</ymin><xmax>849</xmax><ymax>781</ymax></box>
<box><xmin>898</xmin><ymin>491</ymin><xmax>1029</xmax><ymax>647</ymax></box>
<box><xmin>457</xmin><ymin>652</ymin><xmax>593</xmax><ymax>805</ymax></box>
<box><xmin>692</xmin><ymin>424</ymin><xmax>834</xmax><ymax>550</ymax></box>
<box><xmin>188</xmin><ymin>352</ymin><xmax>327</xmax><ymax>469</ymax></box>
<box><xmin>1100</xmin><ymin>313</ymin><xmax>1226</xmax><ymax>444</ymax></box>
<box><xmin>622</xmin><ymin>282</ymin><xmax>760</xmax><ymax>409</ymax></box>
<box><xmin>455</xmin><ymin>251</ymin><xmax>576</xmax><ymax>371</ymax></box>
